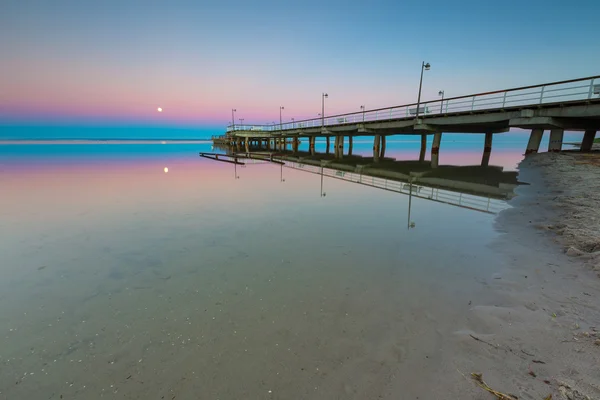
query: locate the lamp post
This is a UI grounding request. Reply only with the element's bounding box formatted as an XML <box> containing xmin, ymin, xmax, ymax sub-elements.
<box><xmin>438</xmin><ymin>90</ymin><xmax>444</xmax><ymax>113</ymax></box>
<box><xmin>279</xmin><ymin>106</ymin><xmax>284</xmax><ymax>131</ymax></box>
<box><xmin>360</xmin><ymin>105</ymin><xmax>365</xmax><ymax>122</ymax></box>
<box><xmin>321</xmin><ymin>93</ymin><xmax>328</xmax><ymax>127</ymax></box>
<box><xmin>231</xmin><ymin>108</ymin><xmax>237</xmax><ymax>130</ymax></box>
<box><xmin>414</xmin><ymin>62</ymin><xmax>430</xmax><ymax>121</ymax></box>
<box><xmin>239</xmin><ymin>118</ymin><xmax>244</xmax><ymax>129</ymax></box>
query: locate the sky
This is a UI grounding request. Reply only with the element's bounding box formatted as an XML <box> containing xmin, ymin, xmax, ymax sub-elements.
<box><xmin>1</xmin><ymin>0</ymin><xmax>600</xmax><ymax>138</ymax></box>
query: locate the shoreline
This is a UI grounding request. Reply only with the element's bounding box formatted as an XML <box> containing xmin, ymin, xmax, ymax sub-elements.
<box><xmin>456</xmin><ymin>150</ymin><xmax>600</xmax><ymax>399</ymax></box>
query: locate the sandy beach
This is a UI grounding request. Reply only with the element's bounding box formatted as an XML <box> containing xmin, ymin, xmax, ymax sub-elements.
<box><xmin>451</xmin><ymin>150</ymin><xmax>600</xmax><ymax>399</ymax></box>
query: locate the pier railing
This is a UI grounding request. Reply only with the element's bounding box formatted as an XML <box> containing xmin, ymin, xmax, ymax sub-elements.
<box><xmin>225</xmin><ymin>75</ymin><xmax>600</xmax><ymax>133</ymax></box>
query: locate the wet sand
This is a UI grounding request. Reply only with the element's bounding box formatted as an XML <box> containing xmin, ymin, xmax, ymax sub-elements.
<box><xmin>447</xmin><ymin>151</ymin><xmax>600</xmax><ymax>399</ymax></box>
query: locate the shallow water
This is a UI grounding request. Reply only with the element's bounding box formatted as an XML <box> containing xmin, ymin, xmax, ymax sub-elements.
<box><xmin>0</xmin><ymin>137</ymin><xmax>534</xmax><ymax>398</ymax></box>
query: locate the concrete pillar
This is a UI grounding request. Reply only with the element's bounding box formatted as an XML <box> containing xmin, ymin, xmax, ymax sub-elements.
<box><xmin>581</xmin><ymin>130</ymin><xmax>597</xmax><ymax>152</ymax></box>
<box><xmin>348</xmin><ymin>136</ymin><xmax>353</xmax><ymax>156</ymax></box>
<box><xmin>336</xmin><ymin>136</ymin><xmax>343</xmax><ymax>159</ymax></box>
<box><xmin>309</xmin><ymin>136</ymin><xmax>315</xmax><ymax>155</ymax></box>
<box><xmin>380</xmin><ymin>135</ymin><xmax>386</xmax><ymax>158</ymax></box>
<box><xmin>548</xmin><ymin>129</ymin><xmax>564</xmax><ymax>152</ymax></box>
<box><xmin>292</xmin><ymin>138</ymin><xmax>299</xmax><ymax>153</ymax></box>
<box><xmin>431</xmin><ymin>132</ymin><xmax>442</xmax><ymax>168</ymax></box>
<box><xmin>333</xmin><ymin>136</ymin><xmax>339</xmax><ymax>158</ymax></box>
<box><xmin>326</xmin><ymin>136</ymin><xmax>330</xmax><ymax>154</ymax></box>
<box><xmin>373</xmin><ymin>134</ymin><xmax>381</xmax><ymax>162</ymax></box>
<box><xmin>481</xmin><ymin>132</ymin><xmax>493</xmax><ymax>167</ymax></box>
<box><xmin>525</xmin><ymin>128</ymin><xmax>544</xmax><ymax>154</ymax></box>
<box><xmin>245</xmin><ymin>137</ymin><xmax>249</xmax><ymax>153</ymax></box>
<box><xmin>419</xmin><ymin>134</ymin><xmax>427</xmax><ymax>162</ymax></box>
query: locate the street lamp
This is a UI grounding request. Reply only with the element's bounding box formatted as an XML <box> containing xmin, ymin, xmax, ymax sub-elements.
<box><xmin>438</xmin><ymin>90</ymin><xmax>444</xmax><ymax>113</ymax></box>
<box><xmin>360</xmin><ymin>105</ymin><xmax>365</xmax><ymax>122</ymax></box>
<box><xmin>279</xmin><ymin>106</ymin><xmax>284</xmax><ymax>131</ymax></box>
<box><xmin>415</xmin><ymin>62</ymin><xmax>430</xmax><ymax>121</ymax></box>
<box><xmin>321</xmin><ymin>93</ymin><xmax>328</xmax><ymax>127</ymax></box>
<box><xmin>231</xmin><ymin>108</ymin><xmax>237</xmax><ymax>130</ymax></box>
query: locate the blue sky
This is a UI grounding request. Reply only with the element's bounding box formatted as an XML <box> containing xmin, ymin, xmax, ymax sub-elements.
<box><xmin>1</xmin><ymin>0</ymin><xmax>599</xmax><ymax>138</ymax></box>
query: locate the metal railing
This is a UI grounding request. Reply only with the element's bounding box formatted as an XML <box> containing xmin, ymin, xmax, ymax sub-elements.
<box><xmin>225</xmin><ymin>75</ymin><xmax>600</xmax><ymax>133</ymax></box>
<box><xmin>287</xmin><ymin>162</ymin><xmax>509</xmax><ymax>214</ymax></box>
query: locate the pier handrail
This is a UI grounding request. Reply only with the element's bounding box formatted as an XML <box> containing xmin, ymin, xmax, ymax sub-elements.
<box><xmin>225</xmin><ymin>75</ymin><xmax>600</xmax><ymax>133</ymax></box>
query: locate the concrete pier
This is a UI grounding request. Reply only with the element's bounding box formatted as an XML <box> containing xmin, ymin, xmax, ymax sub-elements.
<box><xmin>380</xmin><ymin>136</ymin><xmax>386</xmax><ymax>158</ymax></box>
<box><xmin>348</xmin><ymin>136</ymin><xmax>353</xmax><ymax>156</ymax></box>
<box><xmin>431</xmin><ymin>133</ymin><xmax>442</xmax><ymax>168</ymax></box>
<box><xmin>245</xmin><ymin>137</ymin><xmax>250</xmax><ymax>153</ymax></box>
<box><xmin>419</xmin><ymin>134</ymin><xmax>427</xmax><ymax>162</ymax></box>
<box><xmin>309</xmin><ymin>136</ymin><xmax>316</xmax><ymax>155</ymax></box>
<box><xmin>525</xmin><ymin>128</ymin><xmax>544</xmax><ymax>154</ymax></box>
<box><xmin>481</xmin><ymin>132</ymin><xmax>493</xmax><ymax>167</ymax></box>
<box><xmin>581</xmin><ymin>130</ymin><xmax>597</xmax><ymax>152</ymax></box>
<box><xmin>326</xmin><ymin>136</ymin><xmax>330</xmax><ymax>154</ymax></box>
<box><xmin>548</xmin><ymin>129</ymin><xmax>564</xmax><ymax>152</ymax></box>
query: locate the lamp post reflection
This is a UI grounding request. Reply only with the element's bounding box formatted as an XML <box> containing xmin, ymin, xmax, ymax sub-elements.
<box><xmin>320</xmin><ymin>167</ymin><xmax>326</xmax><ymax>197</ymax></box>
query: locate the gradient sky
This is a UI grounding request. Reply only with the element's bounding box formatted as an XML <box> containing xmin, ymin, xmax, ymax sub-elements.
<box><xmin>1</xmin><ymin>0</ymin><xmax>600</xmax><ymax>133</ymax></box>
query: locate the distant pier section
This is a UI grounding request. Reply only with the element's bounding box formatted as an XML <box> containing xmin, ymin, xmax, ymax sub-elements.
<box><xmin>214</xmin><ymin>76</ymin><xmax>600</xmax><ymax>166</ymax></box>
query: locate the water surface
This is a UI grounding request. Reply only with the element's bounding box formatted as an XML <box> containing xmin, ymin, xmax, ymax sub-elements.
<box><xmin>0</xmin><ymin>137</ymin><xmax>538</xmax><ymax>398</ymax></box>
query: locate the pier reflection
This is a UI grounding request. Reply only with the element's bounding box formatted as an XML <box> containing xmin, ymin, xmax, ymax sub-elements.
<box><xmin>204</xmin><ymin>144</ymin><xmax>522</xmax><ymax>215</ymax></box>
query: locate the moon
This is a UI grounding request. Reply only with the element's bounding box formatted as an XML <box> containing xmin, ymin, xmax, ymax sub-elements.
<box><xmin>157</xmin><ymin>107</ymin><xmax>163</xmax><ymax>112</ymax></box>
<box><xmin>164</xmin><ymin>167</ymin><xmax>169</xmax><ymax>173</ymax></box>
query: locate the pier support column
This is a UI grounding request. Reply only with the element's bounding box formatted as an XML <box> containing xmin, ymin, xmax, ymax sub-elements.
<box><xmin>380</xmin><ymin>135</ymin><xmax>386</xmax><ymax>158</ymax></box>
<box><xmin>348</xmin><ymin>136</ymin><xmax>353</xmax><ymax>156</ymax></box>
<box><xmin>373</xmin><ymin>134</ymin><xmax>381</xmax><ymax>162</ymax></box>
<box><xmin>525</xmin><ymin>128</ymin><xmax>544</xmax><ymax>154</ymax></box>
<box><xmin>581</xmin><ymin>130</ymin><xmax>597</xmax><ymax>152</ymax></box>
<box><xmin>333</xmin><ymin>136</ymin><xmax>339</xmax><ymax>158</ymax></box>
<box><xmin>431</xmin><ymin>132</ymin><xmax>442</xmax><ymax>168</ymax></box>
<box><xmin>481</xmin><ymin>132</ymin><xmax>493</xmax><ymax>167</ymax></box>
<box><xmin>326</xmin><ymin>136</ymin><xmax>331</xmax><ymax>154</ymax></box>
<box><xmin>245</xmin><ymin>137</ymin><xmax>250</xmax><ymax>153</ymax></box>
<box><xmin>309</xmin><ymin>136</ymin><xmax>316</xmax><ymax>155</ymax></box>
<box><xmin>548</xmin><ymin>129</ymin><xmax>564</xmax><ymax>152</ymax></box>
<box><xmin>292</xmin><ymin>138</ymin><xmax>299</xmax><ymax>153</ymax></box>
<box><xmin>419</xmin><ymin>134</ymin><xmax>427</xmax><ymax>162</ymax></box>
<box><xmin>335</xmin><ymin>136</ymin><xmax>343</xmax><ymax>159</ymax></box>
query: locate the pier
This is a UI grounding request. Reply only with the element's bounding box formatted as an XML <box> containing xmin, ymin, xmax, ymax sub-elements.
<box><xmin>214</xmin><ymin>76</ymin><xmax>600</xmax><ymax>166</ymax></box>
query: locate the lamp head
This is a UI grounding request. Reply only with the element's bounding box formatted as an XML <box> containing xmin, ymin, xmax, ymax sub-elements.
<box><xmin>323</xmin><ymin>93</ymin><xmax>328</xmax><ymax>98</ymax></box>
<box><xmin>424</xmin><ymin>62</ymin><xmax>430</xmax><ymax>70</ymax></box>
<box><xmin>438</xmin><ymin>90</ymin><xmax>444</xmax><ymax>96</ymax></box>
